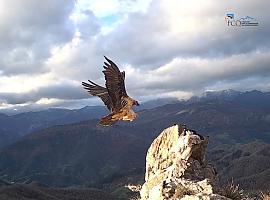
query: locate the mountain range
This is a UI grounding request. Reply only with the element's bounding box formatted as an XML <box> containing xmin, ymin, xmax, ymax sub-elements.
<box><xmin>210</xmin><ymin>141</ymin><xmax>270</xmax><ymax>191</ymax></box>
<box><xmin>0</xmin><ymin>90</ymin><xmax>270</xmax><ymax>197</ymax></box>
<box><xmin>0</xmin><ymin>97</ymin><xmax>179</xmax><ymax>149</ymax></box>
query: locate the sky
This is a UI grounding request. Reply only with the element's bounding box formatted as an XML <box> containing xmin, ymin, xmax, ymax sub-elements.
<box><xmin>0</xmin><ymin>0</ymin><xmax>269</xmax><ymax>113</ymax></box>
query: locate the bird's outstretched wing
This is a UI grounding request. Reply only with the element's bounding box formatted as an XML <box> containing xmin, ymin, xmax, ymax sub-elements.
<box><xmin>82</xmin><ymin>80</ymin><xmax>112</xmax><ymax>111</ymax></box>
<box><xmin>102</xmin><ymin>56</ymin><xmax>128</xmax><ymax>111</ymax></box>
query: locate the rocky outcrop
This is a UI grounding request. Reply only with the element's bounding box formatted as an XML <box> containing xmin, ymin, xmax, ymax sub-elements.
<box><xmin>140</xmin><ymin>124</ymin><xmax>230</xmax><ymax>200</ymax></box>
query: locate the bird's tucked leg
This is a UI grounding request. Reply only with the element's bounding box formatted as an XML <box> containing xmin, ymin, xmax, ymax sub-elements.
<box><xmin>99</xmin><ymin>113</ymin><xmax>118</xmax><ymax>126</ymax></box>
<box><xmin>122</xmin><ymin>110</ymin><xmax>137</xmax><ymax>121</ymax></box>
<box><xmin>99</xmin><ymin>109</ymin><xmax>137</xmax><ymax>126</ymax></box>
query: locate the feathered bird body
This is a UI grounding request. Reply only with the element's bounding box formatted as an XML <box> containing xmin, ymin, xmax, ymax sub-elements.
<box><xmin>82</xmin><ymin>56</ymin><xmax>139</xmax><ymax>126</ymax></box>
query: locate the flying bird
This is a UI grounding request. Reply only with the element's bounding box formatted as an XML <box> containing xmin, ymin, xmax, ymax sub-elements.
<box><xmin>82</xmin><ymin>56</ymin><xmax>139</xmax><ymax>126</ymax></box>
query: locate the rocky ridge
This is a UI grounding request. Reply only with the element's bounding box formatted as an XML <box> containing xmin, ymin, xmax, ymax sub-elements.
<box><xmin>140</xmin><ymin>124</ymin><xmax>230</xmax><ymax>200</ymax></box>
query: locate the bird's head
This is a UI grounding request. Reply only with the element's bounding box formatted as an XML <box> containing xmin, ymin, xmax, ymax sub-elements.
<box><xmin>133</xmin><ymin>100</ymin><xmax>140</xmax><ymax>106</ymax></box>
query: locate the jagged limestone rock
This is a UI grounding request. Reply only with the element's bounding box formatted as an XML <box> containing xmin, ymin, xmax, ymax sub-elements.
<box><xmin>140</xmin><ymin>124</ymin><xmax>230</xmax><ymax>200</ymax></box>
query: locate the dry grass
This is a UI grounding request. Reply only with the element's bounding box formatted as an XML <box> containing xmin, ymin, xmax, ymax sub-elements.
<box><xmin>260</xmin><ymin>191</ymin><xmax>270</xmax><ymax>200</ymax></box>
<box><xmin>221</xmin><ymin>180</ymin><xmax>245</xmax><ymax>200</ymax></box>
<box><xmin>129</xmin><ymin>196</ymin><xmax>140</xmax><ymax>200</ymax></box>
<box><xmin>174</xmin><ymin>186</ymin><xmax>193</xmax><ymax>198</ymax></box>
<box><xmin>125</xmin><ymin>184</ymin><xmax>142</xmax><ymax>192</ymax></box>
<box><xmin>125</xmin><ymin>184</ymin><xmax>141</xmax><ymax>200</ymax></box>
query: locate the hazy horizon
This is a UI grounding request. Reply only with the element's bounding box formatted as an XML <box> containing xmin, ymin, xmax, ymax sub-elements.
<box><xmin>0</xmin><ymin>88</ymin><xmax>268</xmax><ymax>115</ymax></box>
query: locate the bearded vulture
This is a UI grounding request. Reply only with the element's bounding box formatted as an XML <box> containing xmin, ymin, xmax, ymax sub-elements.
<box><xmin>82</xmin><ymin>56</ymin><xmax>139</xmax><ymax>126</ymax></box>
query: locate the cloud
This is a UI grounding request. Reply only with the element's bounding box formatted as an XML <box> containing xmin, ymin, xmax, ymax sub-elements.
<box><xmin>0</xmin><ymin>0</ymin><xmax>76</xmax><ymax>75</ymax></box>
<box><xmin>122</xmin><ymin>50</ymin><xmax>270</xmax><ymax>97</ymax></box>
<box><xmin>0</xmin><ymin>80</ymin><xmax>88</xmax><ymax>105</ymax></box>
<box><xmin>0</xmin><ymin>0</ymin><xmax>270</xmax><ymax>112</ymax></box>
<box><xmin>97</xmin><ymin>0</ymin><xmax>270</xmax><ymax>68</ymax></box>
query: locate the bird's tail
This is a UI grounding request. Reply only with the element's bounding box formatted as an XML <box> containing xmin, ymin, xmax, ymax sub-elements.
<box><xmin>99</xmin><ymin>113</ymin><xmax>117</xmax><ymax>126</ymax></box>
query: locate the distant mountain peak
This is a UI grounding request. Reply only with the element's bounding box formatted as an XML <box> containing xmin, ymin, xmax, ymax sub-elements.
<box><xmin>203</xmin><ymin>89</ymin><xmax>241</xmax><ymax>96</ymax></box>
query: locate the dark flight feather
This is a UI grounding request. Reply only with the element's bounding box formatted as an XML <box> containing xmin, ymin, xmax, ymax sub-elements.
<box><xmin>82</xmin><ymin>80</ymin><xmax>112</xmax><ymax>111</ymax></box>
<box><xmin>102</xmin><ymin>56</ymin><xmax>127</xmax><ymax>111</ymax></box>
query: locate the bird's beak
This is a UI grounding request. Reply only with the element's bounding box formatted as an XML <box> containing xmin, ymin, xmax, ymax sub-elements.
<box><xmin>136</xmin><ymin>101</ymin><xmax>140</xmax><ymax>106</ymax></box>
